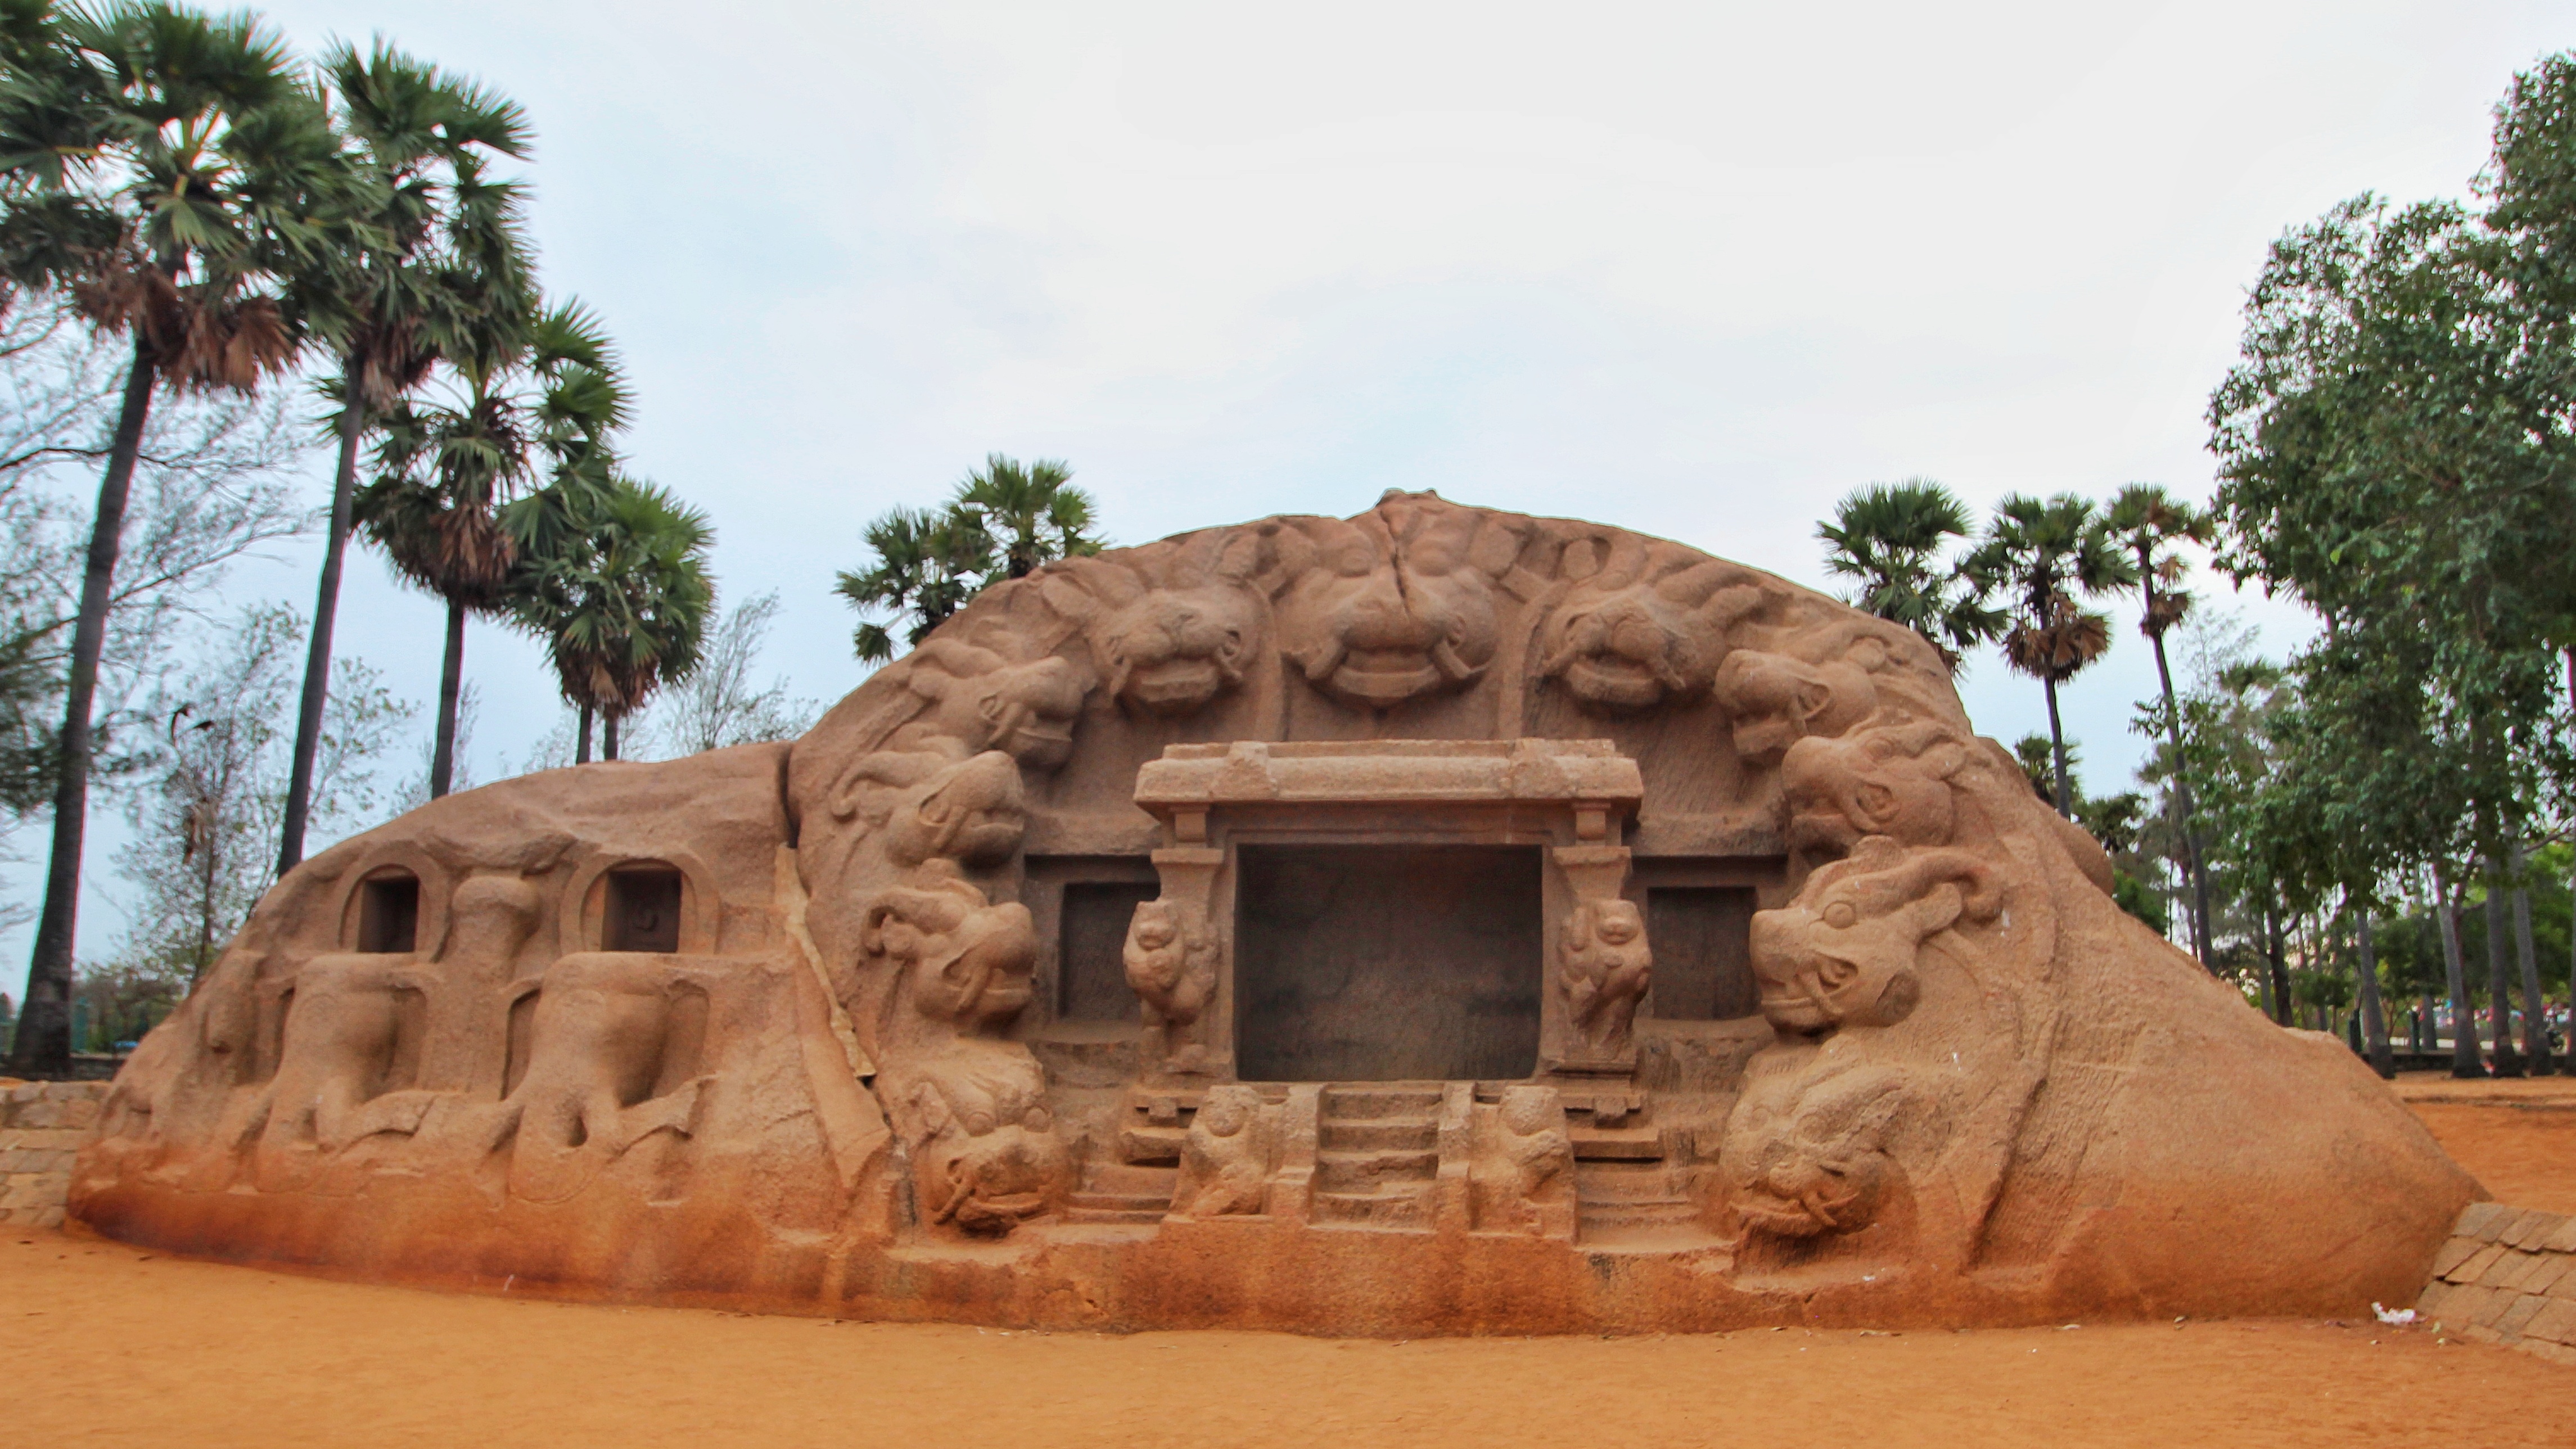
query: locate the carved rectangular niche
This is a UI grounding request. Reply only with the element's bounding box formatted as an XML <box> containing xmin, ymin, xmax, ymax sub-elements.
<box><xmin>358</xmin><ymin>873</ymin><xmax>419</xmax><ymax>954</ymax></box>
<box><xmin>1021</xmin><ymin>855</ymin><xmax>1162</xmax><ymax>1030</ymax></box>
<box><xmin>1642</xmin><ymin>886</ymin><xmax>1758</xmax><ymax>1021</ymax></box>
<box><xmin>1061</xmin><ymin>881</ymin><xmax>1162</xmax><ymax>1021</ymax></box>
<box><xmin>1234</xmin><ymin>844</ymin><xmax>1545</xmax><ymax>1082</ymax></box>
<box><xmin>606</xmin><ymin>866</ymin><xmax>684</xmax><ymax>953</ymax></box>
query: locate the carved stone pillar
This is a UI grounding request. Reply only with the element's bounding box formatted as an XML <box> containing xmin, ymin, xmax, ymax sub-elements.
<box><xmin>1548</xmin><ymin>842</ymin><xmax>1649</xmax><ymax>1075</ymax></box>
<box><xmin>1131</xmin><ymin>845</ymin><xmax>1225</xmax><ymax>1081</ymax></box>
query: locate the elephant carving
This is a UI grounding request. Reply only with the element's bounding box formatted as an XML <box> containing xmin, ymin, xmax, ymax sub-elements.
<box><xmin>486</xmin><ymin>953</ymin><xmax>711</xmax><ymax>1204</ymax></box>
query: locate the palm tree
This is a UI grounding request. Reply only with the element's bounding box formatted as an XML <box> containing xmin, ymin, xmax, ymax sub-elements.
<box><xmin>1965</xmin><ymin>493</ymin><xmax>2139</xmax><ymax>818</ymax></box>
<box><xmin>834</xmin><ymin>504</ymin><xmax>991</xmax><ymax>664</ymax></box>
<box><xmin>507</xmin><ymin>475</ymin><xmax>714</xmax><ymax>760</ymax></box>
<box><xmin>2107</xmin><ymin>483</ymin><xmax>2221</xmax><ymax>967</ymax></box>
<box><xmin>273</xmin><ymin>42</ymin><xmax>533</xmax><ymax>874</ymax></box>
<box><xmin>0</xmin><ymin>2</ymin><xmax>322</xmax><ymax>1076</ymax></box>
<box><xmin>355</xmin><ymin>300</ymin><xmax>621</xmax><ymax>795</ymax></box>
<box><xmin>1816</xmin><ymin>479</ymin><xmax>2004</xmax><ymax>671</ymax></box>
<box><xmin>955</xmin><ymin>453</ymin><xmax>1102</xmax><ymax>580</ymax></box>
<box><xmin>837</xmin><ymin>453</ymin><xmax>1104</xmax><ymax>662</ymax></box>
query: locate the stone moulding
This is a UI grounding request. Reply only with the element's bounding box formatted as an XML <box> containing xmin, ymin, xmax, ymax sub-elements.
<box><xmin>70</xmin><ymin>492</ymin><xmax>2479</xmax><ymax>1336</ymax></box>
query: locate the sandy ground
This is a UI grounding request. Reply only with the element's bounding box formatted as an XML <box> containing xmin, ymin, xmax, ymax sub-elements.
<box><xmin>2394</xmin><ymin>1069</ymin><xmax>2576</xmax><ymax>1214</ymax></box>
<box><xmin>0</xmin><ymin>1078</ymin><xmax>2568</xmax><ymax>1448</ymax></box>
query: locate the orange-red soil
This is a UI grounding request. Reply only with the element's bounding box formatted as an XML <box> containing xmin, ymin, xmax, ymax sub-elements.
<box><xmin>2395</xmin><ymin>1070</ymin><xmax>2576</xmax><ymax>1215</ymax></box>
<box><xmin>0</xmin><ymin>1073</ymin><xmax>2566</xmax><ymax>1448</ymax></box>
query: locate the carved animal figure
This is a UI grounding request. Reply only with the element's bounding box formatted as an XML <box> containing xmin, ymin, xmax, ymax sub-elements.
<box><xmin>862</xmin><ymin>639</ymin><xmax>1093</xmax><ymax>769</ymax></box>
<box><xmin>1174</xmin><ymin>1084</ymin><xmax>1271</xmax><ymax>1217</ymax></box>
<box><xmin>1537</xmin><ymin>544</ymin><xmax>1776</xmax><ymax>713</ymax></box>
<box><xmin>491</xmin><ymin>952</ymin><xmax>710</xmax><ymax>1204</ymax></box>
<box><xmin>1781</xmin><ymin>718</ymin><xmax>2117</xmax><ymax>894</ymax></box>
<box><xmin>246</xmin><ymin>954</ymin><xmax>436</xmax><ymax>1190</ymax></box>
<box><xmin>1040</xmin><ymin>534</ymin><xmax>1267</xmax><ymax>716</ymax></box>
<box><xmin>1270</xmin><ymin>496</ymin><xmax>1523</xmax><ymax>711</ymax></box>
<box><xmin>1722</xmin><ymin>1062</ymin><xmax>1908</xmax><ymax>1239</ymax></box>
<box><xmin>1497</xmin><ymin>1085</ymin><xmax>1571</xmax><ymax>1198</ymax></box>
<box><xmin>829</xmin><ymin>749</ymin><xmax>1028</xmax><ymax>869</ymax></box>
<box><xmin>1749</xmin><ymin>836</ymin><xmax>1996</xmax><ymax>1036</ymax></box>
<box><xmin>863</xmin><ymin>863</ymin><xmax>1039</xmax><ymax>1031</ymax></box>
<box><xmin>1123</xmin><ymin>899</ymin><xmax>1216</xmax><ymax>1069</ymax></box>
<box><xmin>1713</xmin><ymin>649</ymin><xmax>1882</xmax><ymax>763</ymax></box>
<box><xmin>891</xmin><ymin>1042</ymin><xmax>1065</xmax><ymax>1234</ymax></box>
<box><xmin>1559</xmin><ymin>898</ymin><xmax>1653</xmax><ymax>1059</ymax></box>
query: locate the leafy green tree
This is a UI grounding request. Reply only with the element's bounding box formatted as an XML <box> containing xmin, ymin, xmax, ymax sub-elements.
<box><xmin>1816</xmin><ymin>479</ymin><xmax>2003</xmax><ymax>671</ymax></box>
<box><xmin>838</xmin><ymin>453</ymin><xmax>1104</xmax><ymax>663</ymax></box>
<box><xmin>2207</xmin><ymin>52</ymin><xmax>2576</xmax><ymax>1068</ymax></box>
<box><xmin>0</xmin><ymin>1</ymin><xmax>328</xmax><ymax>1076</ymax></box>
<box><xmin>1965</xmin><ymin>494</ymin><xmax>2137</xmax><ymax>817</ymax></box>
<box><xmin>355</xmin><ymin>300</ymin><xmax>621</xmax><ymax>794</ymax></box>
<box><xmin>274</xmin><ymin>40</ymin><xmax>532</xmax><ymax>874</ymax></box>
<box><xmin>111</xmin><ymin>603</ymin><xmax>408</xmax><ymax>985</ymax></box>
<box><xmin>2108</xmin><ymin>484</ymin><xmax>2220</xmax><ymax>965</ymax></box>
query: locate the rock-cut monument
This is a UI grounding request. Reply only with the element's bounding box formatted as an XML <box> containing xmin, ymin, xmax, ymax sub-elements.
<box><xmin>73</xmin><ymin>493</ymin><xmax>2476</xmax><ymax>1334</ymax></box>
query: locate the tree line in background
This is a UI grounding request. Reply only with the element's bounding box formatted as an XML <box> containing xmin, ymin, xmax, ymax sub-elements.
<box><xmin>0</xmin><ymin>2</ymin><xmax>810</xmax><ymax>1073</ymax></box>
<box><xmin>1824</xmin><ymin>51</ymin><xmax>2576</xmax><ymax>1081</ymax></box>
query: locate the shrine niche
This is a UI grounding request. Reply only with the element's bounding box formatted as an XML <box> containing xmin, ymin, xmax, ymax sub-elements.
<box><xmin>73</xmin><ymin>493</ymin><xmax>2477</xmax><ymax>1335</ymax></box>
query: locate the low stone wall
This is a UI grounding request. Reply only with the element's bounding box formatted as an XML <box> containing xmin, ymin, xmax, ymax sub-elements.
<box><xmin>1</xmin><ymin>1080</ymin><xmax>106</xmax><ymax>1229</ymax></box>
<box><xmin>2416</xmin><ymin>1201</ymin><xmax>2576</xmax><ymax>1362</ymax></box>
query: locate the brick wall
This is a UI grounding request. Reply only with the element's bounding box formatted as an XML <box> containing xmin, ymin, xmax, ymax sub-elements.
<box><xmin>2415</xmin><ymin>1201</ymin><xmax>2576</xmax><ymax>1362</ymax></box>
<box><xmin>0</xmin><ymin>1080</ymin><xmax>106</xmax><ymax>1230</ymax></box>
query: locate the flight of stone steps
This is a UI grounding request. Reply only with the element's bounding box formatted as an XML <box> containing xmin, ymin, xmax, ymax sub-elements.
<box><xmin>1061</xmin><ymin>1159</ymin><xmax>1178</xmax><ymax>1225</ymax></box>
<box><xmin>1312</xmin><ymin>1084</ymin><xmax>1443</xmax><ymax>1229</ymax></box>
<box><xmin>1562</xmin><ymin>1088</ymin><xmax>1698</xmax><ymax>1238</ymax></box>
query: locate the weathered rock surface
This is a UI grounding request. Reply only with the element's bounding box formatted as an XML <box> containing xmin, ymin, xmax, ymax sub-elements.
<box><xmin>71</xmin><ymin>494</ymin><xmax>2475</xmax><ymax>1333</ymax></box>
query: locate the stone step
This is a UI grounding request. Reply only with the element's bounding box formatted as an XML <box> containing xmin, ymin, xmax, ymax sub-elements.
<box><xmin>1569</xmin><ymin>1125</ymin><xmax>1663</xmax><ymax>1162</ymax></box>
<box><xmin>1575</xmin><ymin>1161</ymin><xmax>1684</xmax><ymax>1204</ymax></box>
<box><xmin>1118</xmin><ymin>1123</ymin><xmax>1188</xmax><ymax>1164</ymax></box>
<box><xmin>1061</xmin><ymin>1201</ymin><xmax>1168</xmax><ymax>1226</ymax></box>
<box><xmin>1318</xmin><ymin>1119</ymin><xmax>1437</xmax><ymax>1153</ymax></box>
<box><xmin>1084</xmin><ymin>1162</ymin><xmax>1178</xmax><ymax>1197</ymax></box>
<box><xmin>1321</xmin><ymin>1085</ymin><xmax>1445</xmax><ymax>1120</ymax></box>
<box><xmin>1315</xmin><ymin>1148</ymin><xmax>1438</xmax><ymax>1192</ymax></box>
<box><xmin>1578</xmin><ymin>1198</ymin><xmax>1703</xmax><ymax>1230</ymax></box>
<box><xmin>1313</xmin><ymin>1182</ymin><xmax>1435</xmax><ymax>1229</ymax></box>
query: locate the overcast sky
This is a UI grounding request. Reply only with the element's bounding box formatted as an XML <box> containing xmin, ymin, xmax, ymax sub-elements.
<box><xmin>7</xmin><ymin>0</ymin><xmax>2570</xmax><ymax>992</ymax></box>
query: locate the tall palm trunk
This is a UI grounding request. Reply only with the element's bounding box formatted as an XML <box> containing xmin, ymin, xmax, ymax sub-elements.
<box><xmin>2146</xmin><ymin>627</ymin><xmax>2216</xmax><ymax>969</ymax></box>
<box><xmin>2484</xmin><ymin>870</ymin><xmax>2523</xmax><ymax>1077</ymax></box>
<box><xmin>2433</xmin><ymin>863</ymin><xmax>2480</xmax><ymax>1077</ymax></box>
<box><xmin>7</xmin><ymin>337</ymin><xmax>156</xmax><ymax>1076</ymax></box>
<box><xmin>430</xmin><ymin>599</ymin><xmax>466</xmax><ymax>798</ymax></box>
<box><xmin>2356</xmin><ymin>913</ymin><xmax>2392</xmax><ymax>1078</ymax></box>
<box><xmin>276</xmin><ymin>360</ymin><xmax>367</xmax><ymax>874</ymax></box>
<box><xmin>2042</xmin><ymin>674</ymin><xmax>2073</xmax><ymax>817</ymax></box>
<box><xmin>575</xmin><ymin>702</ymin><xmax>593</xmax><ymax>765</ymax></box>
<box><xmin>602</xmin><ymin>712</ymin><xmax>620</xmax><ymax>761</ymax></box>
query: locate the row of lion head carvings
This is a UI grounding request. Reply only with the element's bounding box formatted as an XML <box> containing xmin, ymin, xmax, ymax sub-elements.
<box><xmin>811</xmin><ymin>494</ymin><xmax>1959</xmax><ymax>730</ymax></box>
